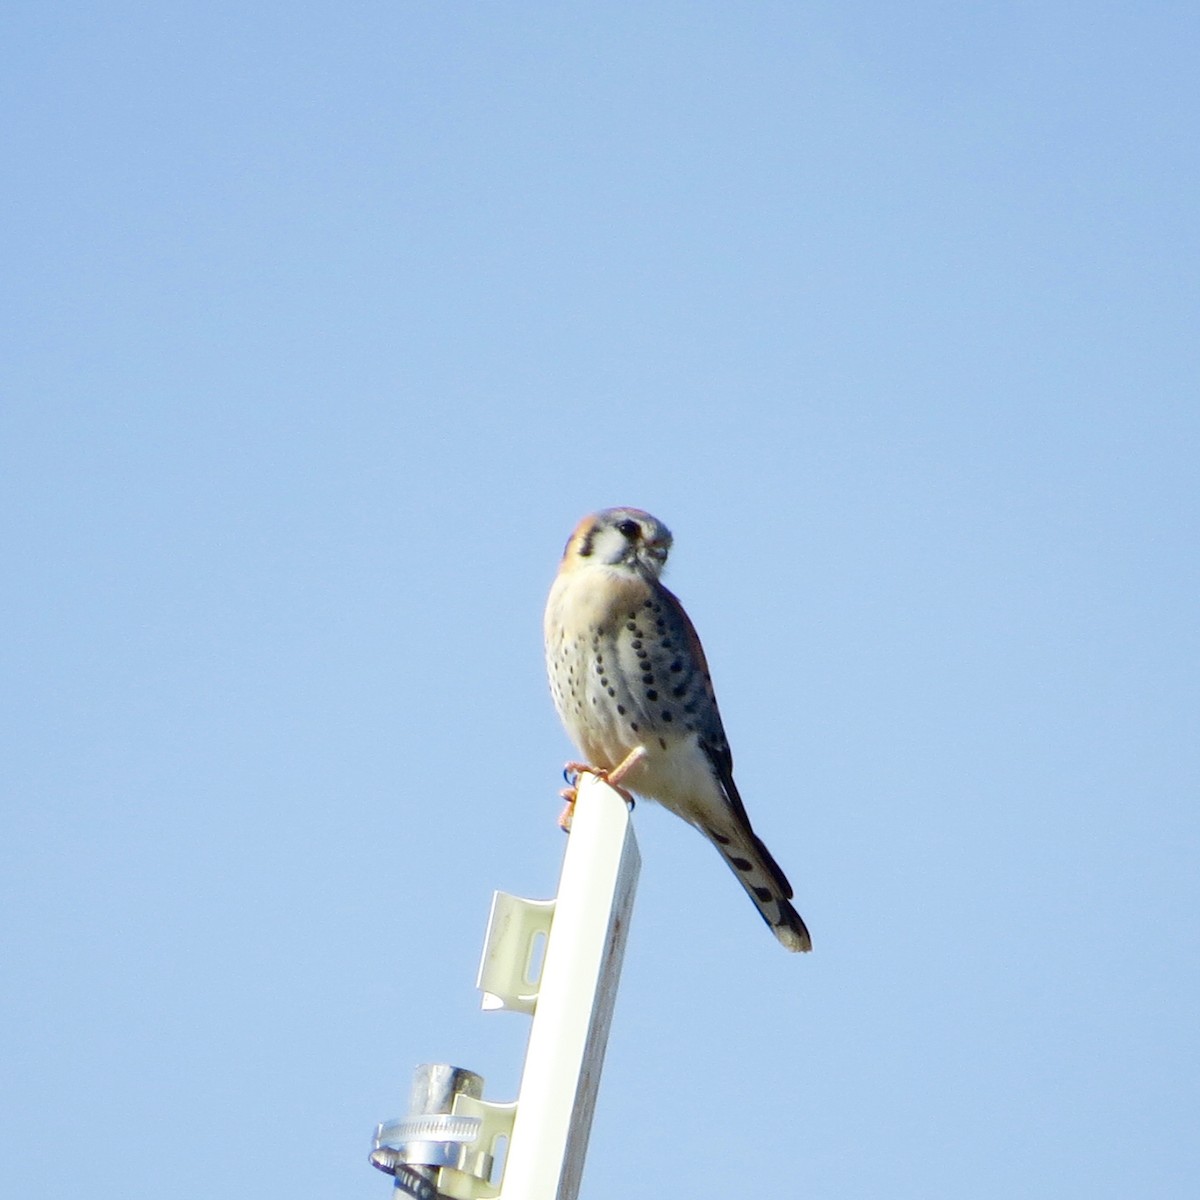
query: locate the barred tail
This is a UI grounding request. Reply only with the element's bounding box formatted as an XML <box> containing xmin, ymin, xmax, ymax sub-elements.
<box><xmin>706</xmin><ymin>826</ymin><xmax>812</xmax><ymax>953</ymax></box>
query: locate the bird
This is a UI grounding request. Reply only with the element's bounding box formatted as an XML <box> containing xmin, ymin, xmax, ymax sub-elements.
<box><xmin>544</xmin><ymin>506</ymin><xmax>812</xmax><ymax>953</ymax></box>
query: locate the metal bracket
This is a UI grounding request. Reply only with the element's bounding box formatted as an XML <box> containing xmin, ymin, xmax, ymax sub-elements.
<box><xmin>476</xmin><ymin>892</ymin><xmax>556</xmax><ymax>1014</ymax></box>
<box><xmin>371</xmin><ymin>1065</ymin><xmax>517</xmax><ymax>1200</ymax></box>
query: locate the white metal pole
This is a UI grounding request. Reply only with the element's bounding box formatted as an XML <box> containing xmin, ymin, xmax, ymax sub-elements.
<box><xmin>495</xmin><ymin>772</ymin><xmax>640</xmax><ymax>1200</ymax></box>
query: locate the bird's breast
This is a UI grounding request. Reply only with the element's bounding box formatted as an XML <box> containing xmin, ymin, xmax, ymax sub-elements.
<box><xmin>545</xmin><ymin>568</ymin><xmax>722</xmax><ymax>821</ymax></box>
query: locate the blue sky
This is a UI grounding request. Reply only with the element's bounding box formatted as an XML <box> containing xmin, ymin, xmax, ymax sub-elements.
<box><xmin>3</xmin><ymin>4</ymin><xmax>1197</xmax><ymax>1197</ymax></box>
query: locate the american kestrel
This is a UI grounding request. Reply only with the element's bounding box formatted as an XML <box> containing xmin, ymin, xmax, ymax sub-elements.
<box><xmin>544</xmin><ymin>507</ymin><xmax>812</xmax><ymax>953</ymax></box>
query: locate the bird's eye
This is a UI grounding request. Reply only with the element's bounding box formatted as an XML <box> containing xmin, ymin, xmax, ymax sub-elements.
<box><xmin>616</xmin><ymin>519</ymin><xmax>640</xmax><ymax>539</ymax></box>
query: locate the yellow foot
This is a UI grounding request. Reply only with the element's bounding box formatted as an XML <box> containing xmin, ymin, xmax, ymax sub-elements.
<box><xmin>557</xmin><ymin>786</ymin><xmax>577</xmax><ymax>832</ymax></box>
<box><xmin>558</xmin><ymin>748</ymin><xmax>644</xmax><ymax>829</ymax></box>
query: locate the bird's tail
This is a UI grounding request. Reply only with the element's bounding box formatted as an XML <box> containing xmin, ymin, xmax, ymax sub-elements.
<box><xmin>705</xmin><ymin>824</ymin><xmax>812</xmax><ymax>952</ymax></box>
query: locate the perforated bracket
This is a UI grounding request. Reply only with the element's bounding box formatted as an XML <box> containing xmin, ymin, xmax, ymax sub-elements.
<box><xmin>476</xmin><ymin>892</ymin><xmax>556</xmax><ymax>1014</ymax></box>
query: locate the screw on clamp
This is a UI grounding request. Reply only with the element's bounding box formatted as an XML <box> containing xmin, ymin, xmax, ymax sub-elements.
<box><xmin>371</xmin><ymin>1064</ymin><xmax>515</xmax><ymax>1200</ymax></box>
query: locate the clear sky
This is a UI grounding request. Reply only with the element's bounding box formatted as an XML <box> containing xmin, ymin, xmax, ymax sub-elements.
<box><xmin>3</xmin><ymin>4</ymin><xmax>1197</xmax><ymax>1198</ymax></box>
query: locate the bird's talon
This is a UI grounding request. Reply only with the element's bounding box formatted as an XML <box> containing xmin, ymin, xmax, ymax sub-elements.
<box><xmin>557</xmin><ymin>788</ymin><xmax>577</xmax><ymax>832</ymax></box>
<box><xmin>562</xmin><ymin>761</ymin><xmax>591</xmax><ymax>785</ymax></box>
<box><xmin>558</xmin><ymin>755</ymin><xmax>641</xmax><ymax>811</ymax></box>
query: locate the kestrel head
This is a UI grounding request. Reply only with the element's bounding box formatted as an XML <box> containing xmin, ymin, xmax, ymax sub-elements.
<box><xmin>561</xmin><ymin>507</ymin><xmax>673</xmax><ymax>580</ymax></box>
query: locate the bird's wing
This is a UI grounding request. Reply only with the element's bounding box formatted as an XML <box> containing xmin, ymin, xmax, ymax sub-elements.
<box><xmin>656</xmin><ymin>579</ymin><xmax>796</xmax><ymax>901</ymax></box>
